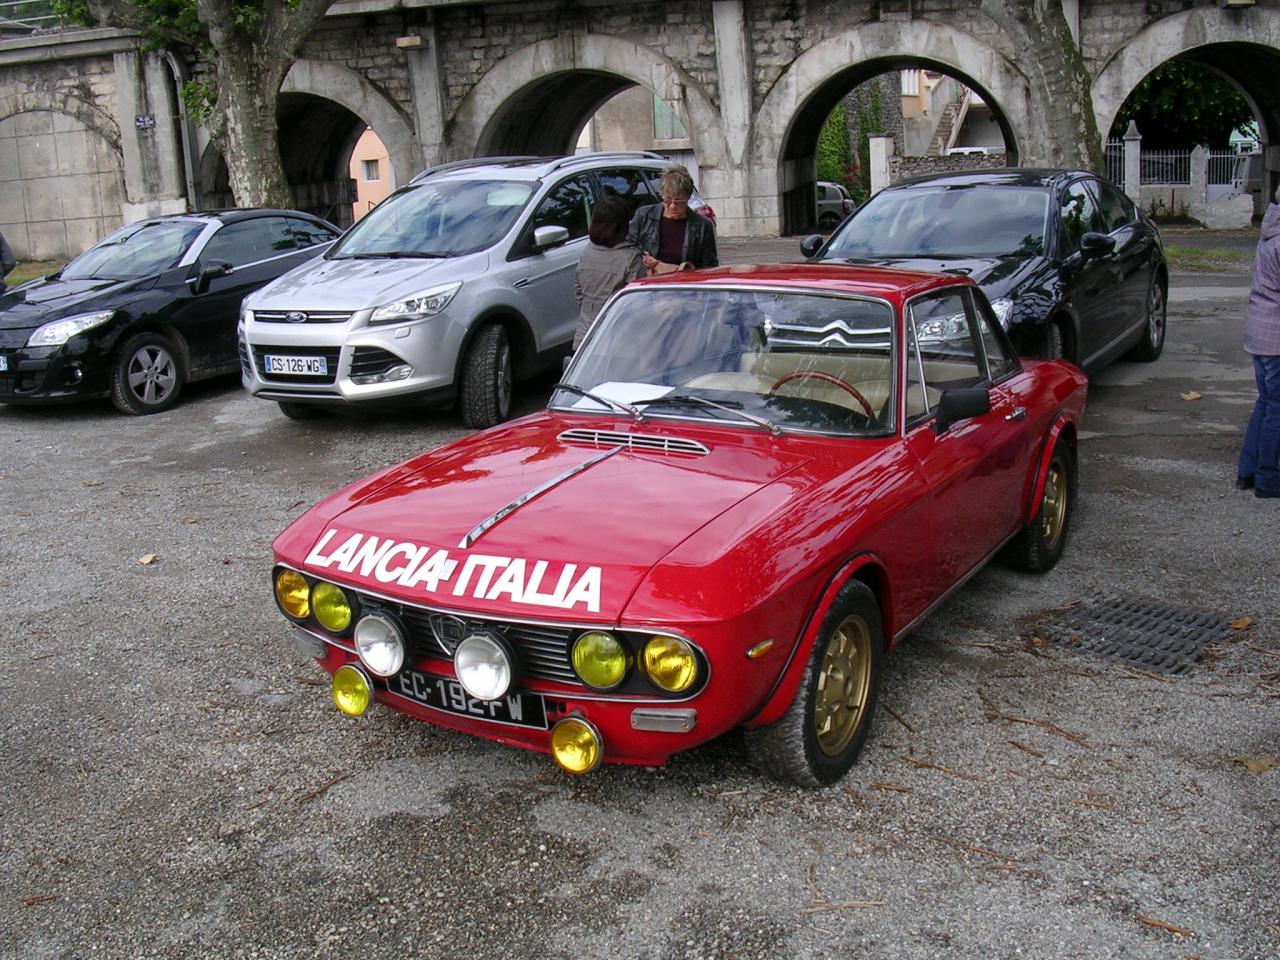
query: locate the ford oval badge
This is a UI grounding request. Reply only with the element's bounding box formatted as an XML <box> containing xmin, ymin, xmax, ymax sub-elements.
<box><xmin>286</xmin><ymin>311</ymin><xmax>306</xmax><ymax>323</ymax></box>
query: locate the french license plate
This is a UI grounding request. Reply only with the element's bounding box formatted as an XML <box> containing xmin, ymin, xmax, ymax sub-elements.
<box><xmin>264</xmin><ymin>354</ymin><xmax>327</xmax><ymax>375</ymax></box>
<box><xmin>390</xmin><ymin>670</ymin><xmax>548</xmax><ymax>729</ymax></box>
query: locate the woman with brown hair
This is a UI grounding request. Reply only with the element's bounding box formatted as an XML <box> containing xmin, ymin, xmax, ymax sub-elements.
<box><xmin>573</xmin><ymin>195</ymin><xmax>645</xmax><ymax>348</ymax></box>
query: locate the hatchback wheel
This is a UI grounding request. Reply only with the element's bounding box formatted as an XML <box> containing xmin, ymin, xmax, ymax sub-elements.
<box><xmin>1127</xmin><ymin>277</ymin><xmax>1166</xmax><ymax>362</ymax></box>
<box><xmin>460</xmin><ymin>323</ymin><xmax>513</xmax><ymax>429</ymax></box>
<box><xmin>111</xmin><ymin>332</ymin><xmax>184</xmax><ymax>415</ymax></box>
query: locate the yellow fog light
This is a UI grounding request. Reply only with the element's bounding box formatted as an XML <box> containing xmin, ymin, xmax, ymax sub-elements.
<box><xmin>550</xmin><ymin>716</ymin><xmax>602</xmax><ymax>774</ymax></box>
<box><xmin>642</xmin><ymin>635</ymin><xmax>697</xmax><ymax>693</ymax></box>
<box><xmin>571</xmin><ymin>631</ymin><xmax>630</xmax><ymax>691</ymax></box>
<box><xmin>275</xmin><ymin>568</ymin><xmax>310</xmax><ymax>620</ymax></box>
<box><xmin>332</xmin><ymin>664</ymin><xmax>372</xmax><ymax>717</ymax></box>
<box><xmin>311</xmin><ymin>581</ymin><xmax>353</xmax><ymax>633</ymax></box>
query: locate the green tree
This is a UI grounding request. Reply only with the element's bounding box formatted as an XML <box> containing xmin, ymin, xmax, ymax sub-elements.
<box><xmin>817</xmin><ymin>103</ymin><xmax>852</xmax><ymax>186</ymax></box>
<box><xmin>1111</xmin><ymin>61</ymin><xmax>1254</xmax><ymax>149</ymax></box>
<box><xmin>55</xmin><ymin>0</ymin><xmax>334</xmax><ymax>208</ymax></box>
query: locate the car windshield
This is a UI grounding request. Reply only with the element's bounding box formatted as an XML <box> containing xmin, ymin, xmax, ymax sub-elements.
<box><xmin>554</xmin><ymin>286</ymin><xmax>897</xmax><ymax>437</ymax></box>
<box><xmin>826</xmin><ymin>184</ymin><xmax>1049</xmax><ymax>259</ymax></box>
<box><xmin>329</xmin><ymin>179</ymin><xmax>535</xmax><ymax>259</ymax></box>
<box><xmin>61</xmin><ymin>220</ymin><xmax>205</xmax><ymax>281</ymax></box>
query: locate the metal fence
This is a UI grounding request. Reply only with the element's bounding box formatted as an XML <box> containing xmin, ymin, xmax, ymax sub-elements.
<box><xmin>0</xmin><ymin>0</ymin><xmax>61</xmax><ymax>31</ymax></box>
<box><xmin>1103</xmin><ymin>142</ymin><xmax>1246</xmax><ymax>194</ymax></box>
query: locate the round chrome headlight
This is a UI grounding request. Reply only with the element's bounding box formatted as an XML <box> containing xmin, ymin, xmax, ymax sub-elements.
<box><xmin>454</xmin><ymin>632</ymin><xmax>517</xmax><ymax>701</ymax></box>
<box><xmin>354</xmin><ymin>612</ymin><xmax>406</xmax><ymax>678</ymax></box>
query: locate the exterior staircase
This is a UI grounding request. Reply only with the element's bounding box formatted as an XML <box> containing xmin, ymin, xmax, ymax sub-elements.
<box><xmin>928</xmin><ymin>90</ymin><xmax>971</xmax><ymax>156</ymax></box>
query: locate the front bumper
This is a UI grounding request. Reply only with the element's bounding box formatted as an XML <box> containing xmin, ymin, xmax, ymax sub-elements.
<box><xmin>0</xmin><ymin>344</ymin><xmax>110</xmax><ymax>403</ymax></box>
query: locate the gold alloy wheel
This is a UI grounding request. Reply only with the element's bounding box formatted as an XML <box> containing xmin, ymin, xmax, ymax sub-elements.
<box><xmin>813</xmin><ymin>615</ymin><xmax>873</xmax><ymax>757</ymax></box>
<box><xmin>1040</xmin><ymin>461</ymin><xmax>1067</xmax><ymax>550</ymax></box>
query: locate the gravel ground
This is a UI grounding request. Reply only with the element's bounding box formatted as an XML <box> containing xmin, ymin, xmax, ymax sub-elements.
<box><xmin>0</xmin><ymin>235</ymin><xmax>1276</xmax><ymax>960</ymax></box>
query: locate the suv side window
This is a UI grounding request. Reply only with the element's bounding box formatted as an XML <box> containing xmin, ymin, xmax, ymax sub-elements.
<box><xmin>596</xmin><ymin>168</ymin><xmax>658</xmax><ymax>219</ymax></box>
<box><xmin>200</xmin><ymin>217</ymin><xmax>297</xmax><ymax>267</ymax></box>
<box><xmin>528</xmin><ymin>174</ymin><xmax>595</xmax><ymax>242</ymax></box>
<box><xmin>1059</xmin><ymin>180</ymin><xmax>1101</xmax><ymax>255</ymax></box>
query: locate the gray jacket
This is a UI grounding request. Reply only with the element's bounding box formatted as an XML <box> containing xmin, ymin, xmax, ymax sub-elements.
<box><xmin>573</xmin><ymin>240</ymin><xmax>645</xmax><ymax>347</ymax></box>
<box><xmin>0</xmin><ymin>232</ymin><xmax>15</xmax><ymax>294</ymax></box>
<box><xmin>1245</xmin><ymin>203</ymin><xmax>1280</xmax><ymax>356</ymax></box>
<box><xmin>626</xmin><ymin>204</ymin><xmax>718</xmax><ymax>270</ymax></box>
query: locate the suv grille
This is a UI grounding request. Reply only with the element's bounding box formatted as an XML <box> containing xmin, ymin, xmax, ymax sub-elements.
<box><xmin>349</xmin><ymin>346</ymin><xmax>404</xmax><ymax>380</ymax></box>
<box><xmin>253</xmin><ymin>310</ymin><xmax>353</xmax><ymax>324</ymax></box>
<box><xmin>253</xmin><ymin>344</ymin><xmax>342</xmax><ymax>384</ymax></box>
<box><xmin>558</xmin><ymin>428</ymin><xmax>709</xmax><ymax>456</ymax></box>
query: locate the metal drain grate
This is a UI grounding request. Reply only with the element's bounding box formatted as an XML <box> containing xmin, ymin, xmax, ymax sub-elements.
<box><xmin>1035</xmin><ymin>594</ymin><xmax>1232</xmax><ymax>675</ymax></box>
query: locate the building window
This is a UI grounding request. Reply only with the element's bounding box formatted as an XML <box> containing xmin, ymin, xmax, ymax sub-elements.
<box><xmin>652</xmin><ymin>96</ymin><xmax>688</xmax><ymax>141</ymax></box>
<box><xmin>362</xmin><ymin>159</ymin><xmax>381</xmax><ymax>182</ymax></box>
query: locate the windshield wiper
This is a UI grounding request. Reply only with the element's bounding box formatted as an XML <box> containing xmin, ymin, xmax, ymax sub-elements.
<box><xmin>634</xmin><ymin>393</ymin><xmax>782</xmax><ymax>436</ymax></box>
<box><xmin>340</xmin><ymin>251</ymin><xmax>449</xmax><ymax>260</ymax></box>
<box><xmin>553</xmin><ymin>383</ymin><xmax>643</xmax><ymax>420</ymax></box>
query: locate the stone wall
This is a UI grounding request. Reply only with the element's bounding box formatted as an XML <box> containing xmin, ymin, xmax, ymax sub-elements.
<box><xmin>889</xmin><ymin>150</ymin><xmax>1007</xmax><ymax>184</ymax></box>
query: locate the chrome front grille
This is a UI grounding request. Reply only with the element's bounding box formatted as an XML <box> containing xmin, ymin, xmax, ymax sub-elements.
<box><xmin>558</xmin><ymin>428</ymin><xmax>709</xmax><ymax>456</ymax></box>
<box><xmin>253</xmin><ymin>310</ymin><xmax>354</xmax><ymax>324</ymax></box>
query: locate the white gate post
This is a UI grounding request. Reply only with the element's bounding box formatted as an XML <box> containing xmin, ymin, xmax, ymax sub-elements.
<box><xmin>1123</xmin><ymin>120</ymin><xmax>1141</xmax><ymax>203</ymax></box>
<box><xmin>869</xmin><ymin>135</ymin><xmax>894</xmax><ymax>196</ymax></box>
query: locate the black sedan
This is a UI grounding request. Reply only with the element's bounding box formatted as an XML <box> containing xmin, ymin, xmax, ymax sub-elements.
<box><xmin>801</xmin><ymin>169</ymin><xmax>1168</xmax><ymax>371</ymax></box>
<box><xmin>0</xmin><ymin>209</ymin><xmax>340</xmax><ymax>414</ymax></box>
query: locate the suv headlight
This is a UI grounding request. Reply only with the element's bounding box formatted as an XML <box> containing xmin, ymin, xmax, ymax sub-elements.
<box><xmin>989</xmin><ymin>298</ymin><xmax>1014</xmax><ymax>330</ymax></box>
<box><xmin>369</xmin><ymin>282</ymin><xmax>462</xmax><ymax>325</ymax></box>
<box><xmin>27</xmin><ymin>311</ymin><xmax>116</xmax><ymax>348</ymax></box>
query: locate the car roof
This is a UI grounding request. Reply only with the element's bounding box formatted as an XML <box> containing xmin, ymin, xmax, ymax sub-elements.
<box><xmin>886</xmin><ymin>168</ymin><xmax>1093</xmax><ymax>191</ymax></box>
<box><xmin>628</xmin><ymin>262</ymin><xmax>975</xmax><ymax>302</ymax></box>
<box><xmin>131</xmin><ymin>209</ymin><xmax>337</xmax><ymax>228</ymax></box>
<box><xmin>410</xmin><ymin>151</ymin><xmax>674</xmax><ymax>185</ymax></box>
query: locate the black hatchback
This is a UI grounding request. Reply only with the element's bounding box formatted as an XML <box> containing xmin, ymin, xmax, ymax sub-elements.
<box><xmin>802</xmin><ymin>169</ymin><xmax>1168</xmax><ymax>372</ymax></box>
<box><xmin>0</xmin><ymin>209</ymin><xmax>340</xmax><ymax>414</ymax></box>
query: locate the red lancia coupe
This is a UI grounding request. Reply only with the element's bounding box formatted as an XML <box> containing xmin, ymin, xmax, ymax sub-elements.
<box><xmin>271</xmin><ymin>264</ymin><xmax>1087</xmax><ymax>786</ymax></box>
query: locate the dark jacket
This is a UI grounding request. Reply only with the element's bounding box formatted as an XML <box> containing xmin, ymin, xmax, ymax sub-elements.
<box><xmin>0</xmin><ymin>232</ymin><xmax>15</xmax><ymax>294</ymax></box>
<box><xmin>1245</xmin><ymin>203</ymin><xmax>1280</xmax><ymax>357</ymax></box>
<box><xmin>626</xmin><ymin>204</ymin><xmax>718</xmax><ymax>270</ymax></box>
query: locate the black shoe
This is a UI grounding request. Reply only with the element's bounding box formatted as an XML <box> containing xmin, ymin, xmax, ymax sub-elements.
<box><xmin>1256</xmin><ymin>487</ymin><xmax>1280</xmax><ymax>499</ymax></box>
<box><xmin>1237</xmin><ymin>476</ymin><xmax>1255</xmax><ymax>490</ymax></box>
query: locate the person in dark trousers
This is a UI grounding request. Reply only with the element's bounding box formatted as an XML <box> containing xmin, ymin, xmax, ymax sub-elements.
<box><xmin>1238</xmin><ymin>185</ymin><xmax>1280</xmax><ymax>500</ymax></box>
<box><xmin>0</xmin><ymin>231</ymin><xmax>15</xmax><ymax>295</ymax></box>
<box><xmin>573</xmin><ymin>196</ymin><xmax>645</xmax><ymax>349</ymax></box>
<box><xmin>626</xmin><ymin>164</ymin><xmax>718</xmax><ymax>275</ymax></box>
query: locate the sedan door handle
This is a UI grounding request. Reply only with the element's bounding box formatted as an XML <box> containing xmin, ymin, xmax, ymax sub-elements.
<box><xmin>1005</xmin><ymin>406</ymin><xmax>1026</xmax><ymax>422</ymax></box>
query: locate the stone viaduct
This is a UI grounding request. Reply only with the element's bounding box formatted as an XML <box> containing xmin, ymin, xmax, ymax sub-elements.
<box><xmin>2</xmin><ymin>0</ymin><xmax>1279</xmax><ymax>259</ymax></box>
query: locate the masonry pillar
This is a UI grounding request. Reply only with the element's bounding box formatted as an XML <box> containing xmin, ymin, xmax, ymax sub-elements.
<box><xmin>113</xmin><ymin>50</ymin><xmax>188</xmax><ymax>222</ymax></box>
<box><xmin>399</xmin><ymin>22</ymin><xmax>446</xmax><ymax>173</ymax></box>
<box><xmin>870</xmin><ymin>135</ymin><xmax>893</xmax><ymax>195</ymax></box>
<box><xmin>708</xmin><ymin>0</ymin><xmax>754</xmax><ymax>236</ymax></box>
<box><xmin>1123</xmin><ymin>121</ymin><xmax>1141</xmax><ymax>204</ymax></box>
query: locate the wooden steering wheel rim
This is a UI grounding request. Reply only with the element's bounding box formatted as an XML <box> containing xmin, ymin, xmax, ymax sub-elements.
<box><xmin>769</xmin><ymin>370</ymin><xmax>875</xmax><ymax>418</ymax></box>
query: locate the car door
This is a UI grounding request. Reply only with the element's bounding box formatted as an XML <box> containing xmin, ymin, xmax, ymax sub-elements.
<box><xmin>1087</xmin><ymin>177</ymin><xmax>1153</xmax><ymax>356</ymax></box>
<box><xmin>1057</xmin><ymin>178</ymin><xmax>1121</xmax><ymax>365</ymax></box>
<box><xmin>903</xmin><ymin>287</ymin><xmax>1031</xmax><ymax>598</ymax></box>
<box><xmin>184</xmin><ymin>216</ymin><xmax>334</xmax><ymax>372</ymax></box>
<box><xmin>509</xmin><ymin>173</ymin><xmax>595</xmax><ymax>350</ymax></box>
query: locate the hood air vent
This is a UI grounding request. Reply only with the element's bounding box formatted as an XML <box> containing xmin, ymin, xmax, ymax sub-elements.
<box><xmin>558</xmin><ymin>428</ymin><xmax>709</xmax><ymax>457</ymax></box>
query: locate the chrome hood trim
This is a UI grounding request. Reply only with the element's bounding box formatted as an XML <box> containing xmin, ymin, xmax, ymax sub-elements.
<box><xmin>558</xmin><ymin>427</ymin><xmax>709</xmax><ymax>457</ymax></box>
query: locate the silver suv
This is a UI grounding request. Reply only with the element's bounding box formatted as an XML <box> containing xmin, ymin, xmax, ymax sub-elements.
<box><xmin>239</xmin><ymin>152</ymin><xmax>711</xmax><ymax>427</ymax></box>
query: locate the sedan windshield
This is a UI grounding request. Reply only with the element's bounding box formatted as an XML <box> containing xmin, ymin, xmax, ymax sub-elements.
<box><xmin>826</xmin><ymin>184</ymin><xmax>1049</xmax><ymax>259</ymax></box>
<box><xmin>556</xmin><ymin>287</ymin><xmax>897</xmax><ymax>436</ymax></box>
<box><xmin>329</xmin><ymin>179</ymin><xmax>535</xmax><ymax>259</ymax></box>
<box><xmin>61</xmin><ymin>220</ymin><xmax>205</xmax><ymax>281</ymax></box>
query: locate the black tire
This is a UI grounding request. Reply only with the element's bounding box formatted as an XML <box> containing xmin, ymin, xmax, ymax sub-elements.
<box><xmin>459</xmin><ymin>323</ymin><xmax>513</xmax><ymax>429</ymax></box>
<box><xmin>110</xmin><ymin>331</ymin><xmax>185</xmax><ymax>415</ymax></box>
<box><xmin>1127</xmin><ymin>275</ymin><xmax>1166</xmax><ymax>362</ymax></box>
<box><xmin>745</xmin><ymin>580</ymin><xmax>882</xmax><ymax>787</ymax></box>
<box><xmin>277</xmin><ymin>401</ymin><xmax>324</xmax><ymax>421</ymax></box>
<box><xmin>1009</xmin><ymin>437</ymin><xmax>1076</xmax><ymax>573</ymax></box>
<box><xmin>1039</xmin><ymin>320</ymin><xmax>1066</xmax><ymax>362</ymax></box>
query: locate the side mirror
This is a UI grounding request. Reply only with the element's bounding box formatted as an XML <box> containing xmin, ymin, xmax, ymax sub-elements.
<box><xmin>193</xmin><ymin>259</ymin><xmax>234</xmax><ymax>294</ymax></box>
<box><xmin>532</xmin><ymin>225</ymin><xmax>570</xmax><ymax>251</ymax></box>
<box><xmin>1078</xmin><ymin>232</ymin><xmax>1116</xmax><ymax>259</ymax></box>
<box><xmin>933</xmin><ymin>386</ymin><xmax>991</xmax><ymax>434</ymax></box>
<box><xmin>799</xmin><ymin>234</ymin><xmax>824</xmax><ymax>259</ymax></box>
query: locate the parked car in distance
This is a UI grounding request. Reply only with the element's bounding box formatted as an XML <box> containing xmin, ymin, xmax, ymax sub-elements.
<box><xmin>816</xmin><ymin>180</ymin><xmax>855</xmax><ymax>230</ymax></box>
<box><xmin>270</xmin><ymin>263</ymin><xmax>1087</xmax><ymax>786</ymax></box>
<box><xmin>0</xmin><ymin>209</ymin><xmax>340</xmax><ymax>414</ymax></box>
<box><xmin>240</xmin><ymin>151</ymin><xmax>715</xmax><ymax>428</ymax></box>
<box><xmin>801</xmin><ymin>169</ymin><xmax>1168</xmax><ymax>372</ymax></box>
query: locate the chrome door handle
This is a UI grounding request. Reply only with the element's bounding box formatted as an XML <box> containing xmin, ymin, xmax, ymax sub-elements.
<box><xmin>1005</xmin><ymin>406</ymin><xmax>1026</xmax><ymax>421</ymax></box>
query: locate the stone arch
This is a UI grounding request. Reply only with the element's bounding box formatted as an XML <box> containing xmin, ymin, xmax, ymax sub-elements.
<box><xmin>0</xmin><ymin>90</ymin><xmax>121</xmax><ymax>154</ymax></box>
<box><xmin>447</xmin><ymin>33</ymin><xmax>723</xmax><ymax>168</ymax></box>
<box><xmin>750</xmin><ymin>20</ymin><xmax>1032</xmax><ymax>233</ymax></box>
<box><xmin>1092</xmin><ymin>6</ymin><xmax>1280</xmax><ymax>144</ymax></box>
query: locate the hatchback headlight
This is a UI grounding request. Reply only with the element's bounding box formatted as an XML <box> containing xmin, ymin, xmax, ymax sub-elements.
<box><xmin>27</xmin><ymin>311</ymin><xmax>115</xmax><ymax>347</ymax></box>
<box><xmin>454</xmin><ymin>632</ymin><xmax>517</xmax><ymax>701</ymax></box>
<box><xmin>369</xmin><ymin>282</ymin><xmax>462</xmax><ymax>324</ymax></box>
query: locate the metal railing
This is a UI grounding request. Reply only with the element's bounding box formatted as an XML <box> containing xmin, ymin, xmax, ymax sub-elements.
<box><xmin>0</xmin><ymin>0</ymin><xmax>63</xmax><ymax>32</ymax></box>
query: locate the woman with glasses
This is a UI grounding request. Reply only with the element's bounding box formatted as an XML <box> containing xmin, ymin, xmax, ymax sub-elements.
<box><xmin>626</xmin><ymin>165</ymin><xmax>718</xmax><ymax>274</ymax></box>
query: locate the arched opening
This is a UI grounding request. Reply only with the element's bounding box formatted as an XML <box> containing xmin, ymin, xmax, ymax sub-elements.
<box><xmin>777</xmin><ymin>59</ymin><xmax>1018</xmax><ymax>235</ymax></box>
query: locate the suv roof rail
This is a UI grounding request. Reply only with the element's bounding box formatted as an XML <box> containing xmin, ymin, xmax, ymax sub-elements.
<box><xmin>543</xmin><ymin>150</ymin><xmax>671</xmax><ymax>173</ymax></box>
<box><xmin>410</xmin><ymin>155</ymin><xmax>539</xmax><ymax>183</ymax></box>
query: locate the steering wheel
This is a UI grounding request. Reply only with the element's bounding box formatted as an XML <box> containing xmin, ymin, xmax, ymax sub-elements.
<box><xmin>769</xmin><ymin>371</ymin><xmax>875</xmax><ymax>418</ymax></box>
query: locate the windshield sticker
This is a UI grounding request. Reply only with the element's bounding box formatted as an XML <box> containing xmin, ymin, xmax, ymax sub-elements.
<box><xmin>304</xmin><ymin>528</ymin><xmax>602</xmax><ymax>613</ymax></box>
